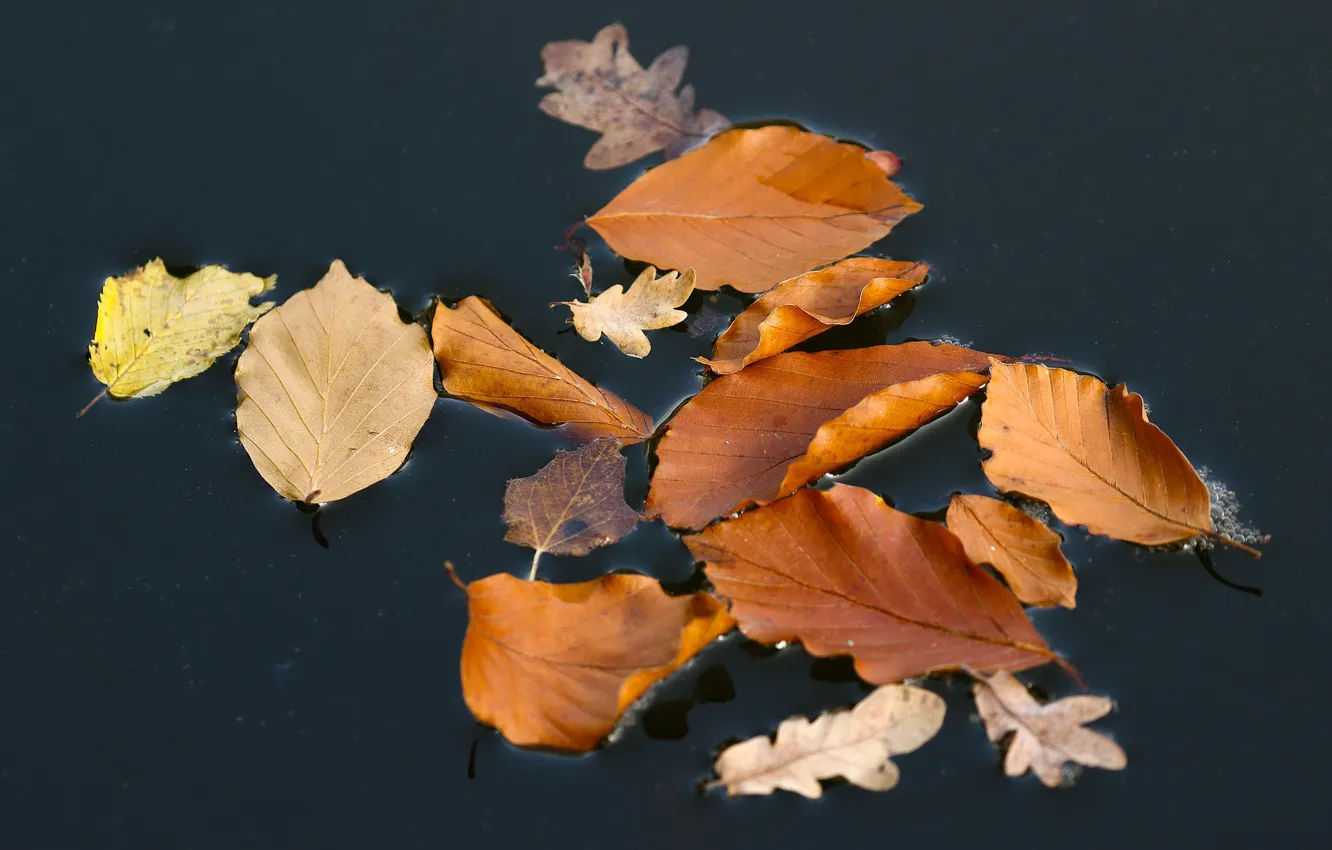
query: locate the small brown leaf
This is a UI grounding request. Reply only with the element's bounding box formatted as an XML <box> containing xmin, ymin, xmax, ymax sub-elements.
<box><xmin>537</xmin><ymin>23</ymin><xmax>727</xmax><ymax>170</ymax></box>
<box><xmin>686</xmin><ymin>484</ymin><xmax>1060</xmax><ymax>683</ymax></box>
<box><xmin>712</xmin><ymin>684</ymin><xmax>945</xmax><ymax>798</ymax></box>
<box><xmin>973</xmin><ymin>670</ymin><xmax>1127</xmax><ymax>788</ymax></box>
<box><xmin>431</xmin><ymin>296</ymin><xmax>653</xmax><ymax>443</ymax></box>
<box><xmin>648</xmin><ymin>343</ymin><xmax>998</xmax><ymax>530</ymax></box>
<box><xmin>455</xmin><ymin>569</ymin><xmax>735</xmax><ymax>751</ymax></box>
<box><xmin>235</xmin><ymin>260</ymin><xmax>436</xmax><ymax>504</ymax></box>
<box><xmin>503</xmin><ymin>439</ymin><xmax>641</xmax><ymax>579</ymax></box>
<box><xmin>978</xmin><ymin>360</ymin><xmax>1259</xmax><ymax>555</ymax></box>
<box><xmin>587</xmin><ymin>126</ymin><xmax>922</xmax><ymax>293</ymax></box>
<box><xmin>699</xmin><ymin>258</ymin><xmax>929</xmax><ymax>374</ymax></box>
<box><xmin>947</xmin><ymin>494</ymin><xmax>1077</xmax><ymax>609</ymax></box>
<box><xmin>557</xmin><ymin>266</ymin><xmax>695</xmax><ymax>357</ymax></box>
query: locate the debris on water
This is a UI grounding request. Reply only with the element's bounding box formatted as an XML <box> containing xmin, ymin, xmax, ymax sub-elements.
<box><xmin>1197</xmin><ymin>466</ymin><xmax>1269</xmax><ymax>549</ymax></box>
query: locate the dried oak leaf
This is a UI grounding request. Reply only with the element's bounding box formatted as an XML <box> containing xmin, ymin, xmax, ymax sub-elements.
<box><xmin>235</xmin><ymin>260</ymin><xmax>436</xmax><ymax>504</ymax></box>
<box><xmin>537</xmin><ymin>23</ymin><xmax>728</xmax><ymax>170</ymax></box>
<box><xmin>586</xmin><ymin>125</ymin><xmax>922</xmax><ymax>293</ymax></box>
<box><xmin>453</xmin><ymin>568</ymin><xmax>735</xmax><ymax>751</ymax></box>
<box><xmin>699</xmin><ymin>258</ymin><xmax>928</xmax><ymax>374</ymax></box>
<box><xmin>711</xmin><ymin>684</ymin><xmax>944</xmax><ymax>798</ymax></box>
<box><xmin>431</xmin><ymin>295</ymin><xmax>653</xmax><ymax>443</ymax></box>
<box><xmin>648</xmin><ymin>342</ymin><xmax>997</xmax><ymax>531</ymax></box>
<box><xmin>82</xmin><ymin>259</ymin><xmax>275</xmax><ymax>415</ymax></box>
<box><xmin>978</xmin><ymin>360</ymin><xmax>1259</xmax><ymax>555</ymax></box>
<box><xmin>947</xmin><ymin>494</ymin><xmax>1077</xmax><ymax>609</ymax></box>
<box><xmin>504</xmin><ymin>438</ymin><xmax>640</xmax><ymax>579</ymax></box>
<box><xmin>685</xmin><ymin>484</ymin><xmax>1060</xmax><ymax>683</ymax></box>
<box><xmin>973</xmin><ymin>670</ymin><xmax>1127</xmax><ymax>788</ymax></box>
<box><xmin>557</xmin><ymin>266</ymin><xmax>695</xmax><ymax>358</ymax></box>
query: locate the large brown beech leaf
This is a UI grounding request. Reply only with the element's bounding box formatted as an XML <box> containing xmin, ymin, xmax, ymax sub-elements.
<box><xmin>946</xmin><ymin>494</ymin><xmax>1077</xmax><ymax>609</ymax></box>
<box><xmin>451</xmin><ymin>567</ymin><xmax>734</xmax><ymax>751</ymax></box>
<box><xmin>647</xmin><ymin>343</ymin><xmax>997</xmax><ymax>530</ymax></box>
<box><xmin>586</xmin><ymin>126</ymin><xmax>922</xmax><ymax>293</ymax></box>
<box><xmin>685</xmin><ymin>485</ymin><xmax>1060</xmax><ymax>683</ymax></box>
<box><xmin>699</xmin><ymin>258</ymin><xmax>929</xmax><ymax>374</ymax></box>
<box><xmin>431</xmin><ymin>296</ymin><xmax>653</xmax><ymax>443</ymax></box>
<box><xmin>978</xmin><ymin>360</ymin><xmax>1259</xmax><ymax>554</ymax></box>
<box><xmin>503</xmin><ymin>439</ymin><xmax>640</xmax><ymax>579</ymax></box>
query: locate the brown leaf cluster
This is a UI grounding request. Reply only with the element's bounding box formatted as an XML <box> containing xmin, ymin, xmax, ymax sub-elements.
<box><xmin>81</xmin><ymin>21</ymin><xmax>1262</xmax><ymax>799</ymax></box>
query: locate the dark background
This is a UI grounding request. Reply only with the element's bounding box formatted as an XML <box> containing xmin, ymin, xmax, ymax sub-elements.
<box><xmin>2</xmin><ymin>0</ymin><xmax>1328</xmax><ymax>847</ymax></box>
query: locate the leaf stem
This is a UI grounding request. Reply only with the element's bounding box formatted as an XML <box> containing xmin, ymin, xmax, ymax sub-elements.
<box><xmin>1206</xmin><ymin>532</ymin><xmax>1263</xmax><ymax>558</ymax></box>
<box><xmin>76</xmin><ymin>388</ymin><xmax>108</xmax><ymax>418</ymax></box>
<box><xmin>528</xmin><ymin>550</ymin><xmax>543</xmax><ymax>582</ymax></box>
<box><xmin>443</xmin><ymin>561</ymin><xmax>468</xmax><ymax>593</ymax></box>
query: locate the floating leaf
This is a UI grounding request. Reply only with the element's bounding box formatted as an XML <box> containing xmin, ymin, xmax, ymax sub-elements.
<box><xmin>978</xmin><ymin>360</ymin><xmax>1259</xmax><ymax>555</ymax></box>
<box><xmin>431</xmin><ymin>296</ymin><xmax>653</xmax><ymax>443</ymax></box>
<box><xmin>947</xmin><ymin>494</ymin><xmax>1077</xmax><ymax>609</ymax></box>
<box><xmin>587</xmin><ymin>125</ymin><xmax>922</xmax><ymax>293</ymax></box>
<box><xmin>557</xmin><ymin>266</ymin><xmax>695</xmax><ymax>357</ymax></box>
<box><xmin>503</xmin><ymin>438</ymin><xmax>641</xmax><ymax>579</ymax></box>
<box><xmin>234</xmin><ymin>260</ymin><xmax>435</xmax><ymax>504</ymax></box>
<box><xmin>973</xmin><ymin>670</ymin><xmax>1127</xmax><ymax>788</ymax></box>
<box><xmin>452</xmin><ymin>567</ymin><xmax>734</xmax><ymax>751</ymax></box>
<box><xmin>648</xmin><ymin>343</ymin><xmax>997</xmax><ymax>530</ymax></box>
<box><xmin>685</xmin><ymin>484</ymin><xmax>1059</xmax><ymax>683</ymax></box>
<box><xmin>699</xmin><ymin>258</ymin><xmax>928</xmax><ymax>374</ymax></box>
<box><xmin>82</xmin><ymin>259</ymin><xmax>275</xmax><ymax>415</ymax></box>
<box><xmin>537</xmin><ymin>23</ymin><xmax>727</xmax><ymax>169</ymax></box>
<box><xmin>711</xmin><ymin>684</ymin><xmax>944</xmax><ymax>798</ymax></box>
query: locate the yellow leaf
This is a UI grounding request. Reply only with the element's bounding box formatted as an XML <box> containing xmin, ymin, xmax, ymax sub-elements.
<box><xmin>235</xmin><ymin>260</ymin><xmax>436</xmax><ymax>504</ymax></box>
<box><xmin>82</xmin><ymin>259</ymin><xmax>275</xmax><ymax>414</ymax></box>
<box><xmin>557</xmin><ymin>266</ymin><xmax>694</xmax><ymax>357</ymax></box>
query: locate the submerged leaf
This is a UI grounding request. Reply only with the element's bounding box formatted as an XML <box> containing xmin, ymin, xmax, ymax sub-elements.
<box><xmin>973</xmin><ymin>670</ymin><xmax>1127</xmax><ymax>788</ymax></box>
<box><xmin>700</xmin><ymin>258</ymin><xmax>928</xmax><ymax>374</ymax></box>
<box><xmin>648</xmin><ymin>343</ymin><xmax>997</xmax><ymax>530</ymax></box>
<box><xmin>947</xmin><ymin>494</ymin><xmax>1077</xmax><ymax>609</ymax></box>
<box><xmin>454</xmin><ymin>568</ymin><xmax>735</xmax><ymax>751</ymax></box>
<box><xmin>83</xmin><ymin>259</ymin><xmax>275</xmax><ymax>413</ymax></box>
<box><xmin>431</xmin><ymin>296</ymin><xmax>653</xmax><ymax>443</ymax></box>
<box><xmin>978</xmin><ymin>361</ymin><xmax>1258</xmax><ymax>554</ymax></box>
<box><xmin>537</xmin><ymin>23</ymin><xmax>727</xmax><ymax>169</ymax></box>
<box><xmin>235</xmin><ymin>260</ymin><xmax>436</xmax><ymax>504</ymax></box>
<box><xmin>557</xmin><ymin>266</ymin><xmax>695</xmax><ymax>357</ymax></box>
<box><xmin>587</xmin><ymin>126</ymin><xmax>922</xmax><ymax>293</ymax></box>
<box><xmin>686</xmin><ymin>484</ymin><xmax>1059</xmax><ymax>683</ymax></box>
<box><xmin>712</xmin><ymin>684</ymin><xmax>945</xmax><ymax>798</ymax></box>
<box><xmin>503</xmin><ymin>439</ymin><xmax>641</xmax><ymax>579</ymax></box>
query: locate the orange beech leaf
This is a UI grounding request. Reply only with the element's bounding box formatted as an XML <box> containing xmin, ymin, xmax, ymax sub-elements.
<box><xmin>452</xmin><ymin>568</ymin><xmax>735</xmax><ymax>751</ymax></box>
<box><xmin>647</xmin><ymin>342</ymin><xmax>998</xmax><ymax>530</ymax></box>
<box><xmin>946</xmin><ymin>494</ymin><xmax>1077</xmax><ymax>609</ymax></box>
<box><xmin>978</xmin><ymin>361</ymin><xmax>1260</xmax><ymax>555</ymax></box>
<box><xmin>684</xmin><ymin>485</ymin><xmax>1060</xmax><ymax>683</ymax></box>
<box><xmin>431</xmin><ymin>296</ymin><xmax>653</xmax><ymax>444</ymax></box>
<box><xmin>699</xmin><ymin>258</ymin><xmax>929</xmax><ymax>374</ymax></box>
<box><xmin>586</xmin><ymin>126</ymin><xmax>922</xmax><ymax>293</ymax></box>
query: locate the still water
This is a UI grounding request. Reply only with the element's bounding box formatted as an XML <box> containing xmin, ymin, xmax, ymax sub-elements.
<box><xmin>2</xmin><ymin>0</ymin><xmax>1328</xmax><ymax>847</ymax></box>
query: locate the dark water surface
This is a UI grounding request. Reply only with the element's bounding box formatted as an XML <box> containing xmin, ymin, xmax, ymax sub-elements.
<box><xmin>3</xmin><ymin>1</ymin><xmax>1329</xmax><ymax>847</ymax></box>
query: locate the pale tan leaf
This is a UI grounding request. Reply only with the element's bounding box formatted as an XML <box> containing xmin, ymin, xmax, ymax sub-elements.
<box><xmin>973</xmin><ymin>670</ymin><xmax>1127</xmax><ymax>788</ymax></box>
<box><xmin>557</xmin><ymin>266</ymin><xmax>695</xmax><ymax>357</ymax></box>
<box><xmin>235</xmin><ymin>260</ymin><xmax>436</xmax><ymax>504</ymax></box>
<box><xmin>712</xmin><ymin>684</ymin><xmax>945</xmax><ymax>798</ymax></box>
